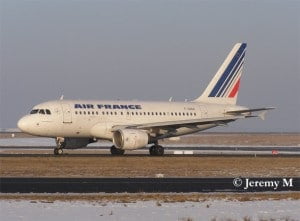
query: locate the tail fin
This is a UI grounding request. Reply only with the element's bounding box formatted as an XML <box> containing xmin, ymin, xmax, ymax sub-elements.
<box><xmin>194</xmin><ymin>43</ymin><xmax>247</xmax><ymax>105</ymax></box>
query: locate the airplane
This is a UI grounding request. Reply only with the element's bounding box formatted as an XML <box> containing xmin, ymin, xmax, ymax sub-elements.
<box><xmin>17</xmin><ymin>43</ymin><xmax>274</xmax><ymax>156</ymax></box>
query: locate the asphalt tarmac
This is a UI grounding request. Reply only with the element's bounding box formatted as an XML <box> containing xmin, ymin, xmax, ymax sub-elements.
<box><xmin>0</xmin><ymin>145</ymin><xmax>299</xmax><ymax>157</ymax></box>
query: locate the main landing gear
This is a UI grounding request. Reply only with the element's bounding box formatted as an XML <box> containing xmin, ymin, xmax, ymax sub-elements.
<box><xmin>149</xmin><ymin>144</ymin><xmax>164</xmax><ymax>156</ymax></box>
<box><xmin>54</xmin><ymin>138</ymin><xmax>65</xmax><ymax>155</ymax></box>
<box><xmin>110</xmin><ymin>145</ymin><xmax>125</xmax><ymax>155</ymax></box>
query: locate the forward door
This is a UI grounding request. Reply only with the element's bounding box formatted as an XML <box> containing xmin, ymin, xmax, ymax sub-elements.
<box><xmin>61</xmin><ymin>103</ymin><xmax>72</xmax><ymax>123</ymax></box>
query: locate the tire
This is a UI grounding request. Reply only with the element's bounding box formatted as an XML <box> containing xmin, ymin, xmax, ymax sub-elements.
<box><xmin>156</xmin><ymin>145</ymin><xmax>164</xmax><ymax>156</ymax></box>
<box><xmin>110</xmin><ymin>146</ymin><xmax>125</xmax><ymax>155</ymax></box>
<box><xmin>54</xmin><ymin>148</ymin><xmax>63</xmax><ymax>155</ymax></box>
<box><xmin>58</xmin><ymin>148</ymin><xmax>63</xmax><ymax>155</ymax></box>
<box><xmin>149</xmin><ymin>145</ymin><xmax>164</xmax><ymax>156</ymax></box>
<box><xmin>149</xmin><ymin>145</ymin><xmax>156</xmax><ymax>155</ymax></box>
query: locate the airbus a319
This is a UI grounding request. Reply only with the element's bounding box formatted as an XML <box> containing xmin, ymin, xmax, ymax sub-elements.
<box><xmin>18</xmin><ymin>43</ymin><xmax>274</xmax><ymax>155</ymax></box>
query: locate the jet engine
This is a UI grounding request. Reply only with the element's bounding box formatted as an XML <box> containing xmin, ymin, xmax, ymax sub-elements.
<box><xmin>113</xmin><ymin>129</ymin><xmax>149</xmax><ymax>150</ymax></box>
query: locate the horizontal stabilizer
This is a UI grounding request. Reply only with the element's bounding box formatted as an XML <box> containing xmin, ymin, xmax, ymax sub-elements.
<box><xmin>226</xmin><ymin>107</ymin><xmax>275</xmax><ymax>115</ymax></box>
<box><xmin>226</xmin><ymin>107</ymin><xmax>275</xmax><ymax>120</ymax></box>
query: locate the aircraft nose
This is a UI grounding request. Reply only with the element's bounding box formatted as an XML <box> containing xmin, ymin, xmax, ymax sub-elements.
<box><xmin>17</xmin><ymin>116</ymin><xmax>30</xmax><ymax>132</ymax></box>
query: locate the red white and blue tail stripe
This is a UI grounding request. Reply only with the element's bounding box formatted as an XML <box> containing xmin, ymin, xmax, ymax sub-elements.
<box><xmin>195</xmin><ymin>43</ymin><xmax>247</xmax><ymax>105</ymax></box>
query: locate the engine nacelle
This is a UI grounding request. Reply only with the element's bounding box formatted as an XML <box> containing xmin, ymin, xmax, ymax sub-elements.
<box><xmin>113</xmin><ymin>129</ymin><xmax>149</xmax><ymax>150</ymax></box>
<box><xmin>63</xmin><ymin>138</ymin><xmax>94</xmax><ymax>149</ymax></box>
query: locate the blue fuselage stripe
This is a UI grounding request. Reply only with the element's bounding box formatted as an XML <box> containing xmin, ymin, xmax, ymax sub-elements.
<box><xmin>209</xmin><ymin>43</ymin><xmax>246</xmax><ymax>97</ymax></box>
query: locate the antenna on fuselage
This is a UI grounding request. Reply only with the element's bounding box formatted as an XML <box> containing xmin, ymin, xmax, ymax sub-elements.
<box><xmin>169</xmin><ymin>97</ymin><xmax>173</xmax><ymax>102</ymax></box>
<box><xmin>60</xmin><ymin>95</ymin><xmax>64</xmax><ymax>100</ymax></box>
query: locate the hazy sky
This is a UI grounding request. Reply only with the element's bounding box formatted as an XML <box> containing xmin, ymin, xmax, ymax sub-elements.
<box><xmin>0</xmin><ymin>0</ymin><xmax>299</xmax><ymax>132</ymax></box>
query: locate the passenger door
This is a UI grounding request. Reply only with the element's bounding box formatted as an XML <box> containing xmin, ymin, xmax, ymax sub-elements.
<box><xmin>61</xmin><ymin>103</ymin><xmax>72</xmax><ymax>123</ymax></box>
<box><xmin>199</xmin><ymin>106</ymin><xmax>208</xmax><ymax>119</ymax></box>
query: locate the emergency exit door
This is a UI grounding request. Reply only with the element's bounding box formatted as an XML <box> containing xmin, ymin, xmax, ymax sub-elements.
<box><xmin>61</xmin><ymin>104</ymin><xmax>72</xmax><ymax>123</ymax></box>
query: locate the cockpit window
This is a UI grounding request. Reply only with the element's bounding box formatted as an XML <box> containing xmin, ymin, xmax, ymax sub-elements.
<box><xmin>39</xmin><ymin>109</ymin><xmax>45</xmax><ymax>114</ymax></box>
<box><xmin>30</xmin><ymin>109</ymin><xmax>51</xmax><ymax>115</ymax></box>
<box><xmin>30</xmin><ymin>109</ymin><xmax>39</xmax><ymax>114</ymax></box>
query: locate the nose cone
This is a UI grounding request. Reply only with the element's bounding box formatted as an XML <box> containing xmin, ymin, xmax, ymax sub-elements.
<box><xmin>17</xmin><ymin>116</ymin><xmax>30</xmax><ymax>133</ymax></box>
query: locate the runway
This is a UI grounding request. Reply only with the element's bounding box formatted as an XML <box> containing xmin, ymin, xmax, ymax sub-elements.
<box><xmin>1</xmin><ymin>177</ymin><xmax>299</xmax><ymax>193</ymax></box>
<box><xmin>0</xmin><ymin>145</ymin><xmax>299</xmax><ymax>157</ymax></box>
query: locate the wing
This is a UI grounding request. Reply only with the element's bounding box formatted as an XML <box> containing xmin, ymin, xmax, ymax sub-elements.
<box><xmin>111</xmin><ymin>115</ymin><xmax>244</xmax><ymax>132</ymax></box>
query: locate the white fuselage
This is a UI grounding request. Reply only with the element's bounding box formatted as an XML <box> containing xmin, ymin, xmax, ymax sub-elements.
<box><xmin>17</xmin><ymin>100</ymin><xmax>243</xmax><ymax>140</ymax></box>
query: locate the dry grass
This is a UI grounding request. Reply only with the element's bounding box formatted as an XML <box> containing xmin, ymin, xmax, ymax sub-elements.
<box><xmin>161</xmin><ymin>133</ymin><xmax>300</xmax><ymax>146</ymax></box>
<box><xmin>0</xmin><ymin>192</ymin><xmax>299</xmax><ymax>202</ymax></box>
<box><xmin>0</xmin><ymin>156</ymin><xmax>299</xmax><ymax>177</ymax></box>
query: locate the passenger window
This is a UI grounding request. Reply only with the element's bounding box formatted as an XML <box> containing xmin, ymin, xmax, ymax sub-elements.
<box><xmin>84</xmin><ymin>111</ymin><xmax>86</xmax><ymax>115</ymax></box>
<box><xmin>39</xmin><ymin>109</ymin><xmax>45</xmax><ymax>114</ymax></box>
<box><xmin>171</xmin><ymin>113</ymin><xmax>173</xmax><ymax>116</ymax></box>
<box><xmin>79</xmin><ymin>111</ymin><xmax>82</xmax><ymax>115</ymax></box>
<box><xmin>121</xmin><ymin>112</ymin><xmax>123</xmax><ymax>115</ymax></box>
<box><xmin>30</xmin><ymin>109</ymin><xmax>39</xmax><ymax>114</ymax></box>
<box><xmin>75</xmin><ymin>111</ymin><xmax>78</xmax><ymax>115</ymax></box>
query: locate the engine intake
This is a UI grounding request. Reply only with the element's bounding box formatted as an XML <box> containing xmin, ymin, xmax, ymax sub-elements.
<box><xmin>113</xmin><ymin>129</ymin><xmax>149</xmax><ymax>150</ymax></box>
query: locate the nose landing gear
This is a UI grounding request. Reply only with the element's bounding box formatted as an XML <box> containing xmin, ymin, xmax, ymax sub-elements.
<box><xmin>54</xmin><ymin>137</ymin><xmax>65</xmax><ymax>155</ymax></box>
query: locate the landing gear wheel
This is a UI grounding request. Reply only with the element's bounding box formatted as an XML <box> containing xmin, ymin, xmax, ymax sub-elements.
<box><xmin>54</xmin><ymin>148</ymin><xmax>63</xmax><ymax>155</ymax></box>
<box><xmin>149</xmin><ymin>145</ymin><xmax>156</xmax><ymax>155</ymax></box>
<box><xmin>110</xmin><ymin>145</ymin><xmax>125</xmax><ymax>155</ymax></box>
<box><xmin>156</xmin><ymin>145</ymin><xmax>164</xmax><ymax>156</ymax></box>
<box><xmin>149</xmin><ymin>145</ymin><xmax>164</xmax><ymax>156</ymax></box>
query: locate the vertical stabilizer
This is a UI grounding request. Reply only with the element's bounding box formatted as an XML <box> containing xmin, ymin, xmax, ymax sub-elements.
<box><xmin>194</xmin><ymin>43</ymin><xmax>247</xmax><ymax>105</ymax></box>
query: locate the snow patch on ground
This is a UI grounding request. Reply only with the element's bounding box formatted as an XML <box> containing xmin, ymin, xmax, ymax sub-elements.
<box><xmin>1</xmin><ymin>199</ymin><xmax>299</xmax><ymax>221</ymax></box>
